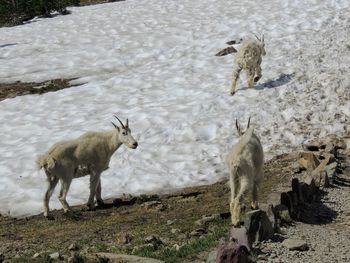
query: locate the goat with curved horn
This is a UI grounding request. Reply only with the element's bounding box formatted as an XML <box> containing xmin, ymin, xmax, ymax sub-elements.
<box><xmin>37</xmin><ymin>116</ymin><xmax>138</xmax><ymax>218</ymax></box>
<box><xmin>114</xmin><ymin>115</ymin><xmax>125</xmax><ymax>128</ymax></box>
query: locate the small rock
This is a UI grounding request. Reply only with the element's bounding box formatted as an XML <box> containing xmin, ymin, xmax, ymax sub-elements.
<box><xmin>173</xmin><ymin>244</ymin><xmax>182</xmax><ymax>251</ymax></box>
<box><xmin>178</xmin><ymin>233</ymin><xmax>188</xmax><ymax>239</ymax></box>
<box><xmin>291</xmin><ymin>162</ymin><xmax>305</xmax><ymax>173</ymax></box>
<box><xmin>274</xmin><ymin>204</ymin><xmax>292</xmax><ymax>223</ymax></box>
<box><xmin>118</xmin><ymin>232</ymin><xmax>132</xmax><ymax>244</ymax></box>
<box><xmin>325</xmin><ymin>162</ymin><xmax>337</xmax><ymax>177</ymax></box>
<box><xmin>68</xmin><ymin>243</ymin><xmax>78</xmax><ymax>251</ymax></box>
<box><xmin>144</xmin><ymin>235</ymin><xmax>164</xmax><ymax>246</ymax></box>
<box><xmin>298</xmin><ymin>152</ymin><xmax>320</xmax><ymax>170</ymax></box>
<box><xmin>195</xmin><ymin>219</ymin><xmax>204</xmax><ymax>226</ymax></box>
<box><xmin>190</xmin><ymin>228</ymin><xmax>207</xmax><ymax>237</ymax></box>
<box><xmin>281</xmin><ymin>239</ymin><xmax>309</xmax><ymax>251</ymax></box>
<box><xmin>206</xmin><ymin>250</ymin><xmax>217</xmax><ymax>263</ymax></box>
<box><xmin>49</xmin><ymin>252</ymin><xmax>61</xmax><ymax>260</ymax></box>
<box><xmin>167</xmin><ymin>219</ymin><xmax>175</xmax><ymax>225</ymax></box>
<box><xmin>32</xmin><ymin>253</ymin><xmax>41</xmax><ymax>258</ymax></box>
<box><xmin>171</xmin><ymin>228</ymin><xmax>180</xmax><ymax>234</ymax></box>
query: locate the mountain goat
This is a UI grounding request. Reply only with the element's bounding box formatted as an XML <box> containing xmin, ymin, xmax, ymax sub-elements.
<box><xmin>230</xmin><ymin>35</ymin><xmax>266</xmax><ymax>95</ymax></box>
<box><xmin>36</xmin><ymin>116</ymin><xmax>138</xmax><ymax>218</ymax></box>
<box><xmin>227</xmin><ymin>118</ymin><xmax>264</xmax><ymax>226</ymax></box>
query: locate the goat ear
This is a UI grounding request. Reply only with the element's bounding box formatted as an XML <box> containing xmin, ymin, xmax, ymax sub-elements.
<box><xmin>111</xmin><ymin>122</ymin><xmax>120</xmax><ymax>131</ymax></box>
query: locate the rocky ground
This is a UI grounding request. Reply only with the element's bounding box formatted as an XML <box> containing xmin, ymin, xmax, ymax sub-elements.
<box><xmin>254</xmin><ymin>137</ymin><xmax>350</xmax><ymax>263</ymax></box>
<box><xmin>257</xmin><ymin>172</ymin><xmax>350</xmax><ymax>263</ymax></box>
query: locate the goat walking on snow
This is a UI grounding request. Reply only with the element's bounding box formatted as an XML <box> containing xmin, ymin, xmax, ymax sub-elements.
<box><xmin>216</xmin><ymin>35</ymin><xmax>266</xmax><ymax>95</ymax></box>
<box><xmin>36</xmin><ymin>116</ymin><xmax>138</xmax><ymax>218</ymax></box>
<box><xmin>230</xmin><ymin>36</ymin><xmax>266</xmax><ymax>95</ymax></box>
<box><xmin>227</xmin><ymin>118</ymin><xmax>264</xmax><ymax>226</ymax></box>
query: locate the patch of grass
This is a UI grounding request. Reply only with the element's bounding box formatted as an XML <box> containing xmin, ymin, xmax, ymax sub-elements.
<box><xmin>94</xmin><ymin>242</ymin><xmax>109</xmax><ymax>252</ymax></box>
<box><xmin>12</xmin><ymin>256</ymin><xmax>52</xmax><ymax>263</ymax></box>
<box><xmin>132</xmin><ymin>223</ymin><xmax>230</xmax><ymax>263</ymax></box>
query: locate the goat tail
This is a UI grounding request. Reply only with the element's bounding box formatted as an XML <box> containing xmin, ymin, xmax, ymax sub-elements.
<box><xmin>36</xmin><ymin>154</ymin><xmax>56</xmax><ymax>171</ymax></box>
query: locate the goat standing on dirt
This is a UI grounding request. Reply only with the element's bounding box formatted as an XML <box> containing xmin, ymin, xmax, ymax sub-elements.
<box><xmin>36</xmin><ymin>116</ymin><xmax>138</xmax><ymax>218</ymax></box>
<box><xmin>227</xmin><ymin>118</ymin><xmax>264</xmax><ymax>226</ymax></box>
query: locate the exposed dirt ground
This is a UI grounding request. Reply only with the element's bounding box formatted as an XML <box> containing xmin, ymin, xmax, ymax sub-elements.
<box><xmin>0</xmin><ymin>152</ymin><xmax>299</xmax><ymax>262</ymax></box>
<box><xmin>0</xmin><ymin>79</ymin><xmax>81</xmax><ymax>102</ymax></box>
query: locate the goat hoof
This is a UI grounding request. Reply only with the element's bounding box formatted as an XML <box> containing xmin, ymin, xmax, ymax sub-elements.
<box><xmin>232</xmin><ymin>221</ymin><xmax>243</xmax><ymax>227</ymax></box>
<box><xmin>97</xmin><ymin>200</ymin><xmax>105</xmax><ymax>207</ymax></box>
<box><xmin>230</xmin><ymin>91</ymin><xmax>236</xmax><ymax>96</ymax></box>
<box><xmin>86</xmin><ymin>206</ymin><xmax>96</xmax><ymax>211</ymax></box>
<box><xmin>45</xmin><ymin>215</ymin><xmax>55</xmax><ymax>220</ymax></box>
<box><xmin>64</xmin><ymin>210</ymin><xmax>82</xmax><ymax>220</ymax></box>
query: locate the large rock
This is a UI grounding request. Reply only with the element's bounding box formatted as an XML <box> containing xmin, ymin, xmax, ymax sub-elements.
<box><xmin>49</xmin><ymin>252</ymin><xmax>61</xmax><ymax>260</ymax></box>
<box><xmin>281</xmin><ymin>239</ymin><xmax>309</xmax><ymax>251</ymax></box>
<box><xmin>92</xmin><ymin>253</ymin><xmax>165</xmax><ymax>263</ymax></box>
<box><xmin>298</xmin><ymin>152</ymin><xmax>320</xmax><ymax>170</ymax></box>
<box><xmin>311</xmin><ymin>155</ymin><xmax>332</xmax><ymax>175</ymax></box>
<box><xmin>274</xmin><ymin>204</ymin><xmax>292</xmax><ymax>224</ymax></box>
<box><xmin>215</xmin><ymin>239</ymin><xmax>253</xmax><ymax>263</ymax></box>
<box><xmin>291</xmin><ymin>178</ymin><xmax>303</xmax><ymax>204</ymax></box>
<box><xmin>206</xmin><ymin>250</ymin><xmax>217</xmax><ymax>263</ymax></box>
<box><xmin>244</xmin><ymin>210</ymin><xmax>274</xmax><ymax>243</ymax></box>
<box><xmin>229</xmin><ymin>226</ymin><xmax>251</xmax><ymax>250</ymax></box>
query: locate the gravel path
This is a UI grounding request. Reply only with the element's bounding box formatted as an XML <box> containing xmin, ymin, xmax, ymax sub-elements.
<box><xmin>257</xmin><ymin>159</ymin><xmax>350</xmax><ymax>262</ymax></box>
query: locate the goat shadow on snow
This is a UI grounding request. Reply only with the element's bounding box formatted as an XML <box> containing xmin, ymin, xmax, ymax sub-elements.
<box><xmin>0</xmin><ymin>43</ymin><xmax>17</xmax><ymax>48</ymax></box>
<box><xmin>234</xmin><ymin>73</ymin><xmax>294</xmax><ymax>94</ymax></box>
<box><xmin>255</xmin><ymin>73</ymin><xmax>294</xmax><ymax>90</ymax></box>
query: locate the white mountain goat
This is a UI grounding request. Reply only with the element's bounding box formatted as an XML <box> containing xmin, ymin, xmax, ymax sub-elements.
<box><xmin>36</xmin><ymin>116</ymin><xmax>138</xmax><ymax>218</ymax></box>
<box><xmin>230</xmin><ymin>35</ymin><xmax>266</xmax><ymax>95</ymax></box>
<box><xmin>227</xmin><ymin>118</ymin><xmax>264</xmax><ymax>226</ymax></box>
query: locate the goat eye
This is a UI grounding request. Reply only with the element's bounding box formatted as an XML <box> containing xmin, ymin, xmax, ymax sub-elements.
<box><xmin>122</xmin><ymin>132</ymin><xmax>126</xmax><ymax>135</ymax></box>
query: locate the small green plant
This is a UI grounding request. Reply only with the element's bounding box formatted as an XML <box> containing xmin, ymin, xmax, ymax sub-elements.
<box><xmin>132</xmin><ymin>225</ymin><xmax>229</xmax><ymax>263</ymax></box>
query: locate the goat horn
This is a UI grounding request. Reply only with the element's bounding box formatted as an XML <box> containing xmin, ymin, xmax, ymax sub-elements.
<box><xmin>126</xmin><ymin>118</ymin><xmax>129</xmax><ymax>128</ymax></box>
<box><xmin>236</xmin><ymin>119</ymin><xmax>240</xmax><ymax>133</ymax></box>
<box><xmin>253</xmin><ymin>33</ymin><xmax>261</xmax><ymax>42</ymax></box>
<box><xmin>111</xmin><ymin>122</ymin><xmax>118</xmax><ymax>129</ymax></box>
<box><xmin>114</xmin><ymin>115</ymin><xmax>125</xmax><ymax>128</ymax></box>
<box><xmin>262</xmin><ymin>34</ymin><xmax>264</xmax><ymax>42</ymax></box>
<box><xmin>247</xmin><ymin>117</ymin><xmax>251</xmax><ymax>129</ymax></box>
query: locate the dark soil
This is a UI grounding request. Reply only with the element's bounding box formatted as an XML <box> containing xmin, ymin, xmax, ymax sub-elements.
<box><xmin>0</xmin><ymin>79</ymin><xmax>82</xmax><ymax>102</ymax></box>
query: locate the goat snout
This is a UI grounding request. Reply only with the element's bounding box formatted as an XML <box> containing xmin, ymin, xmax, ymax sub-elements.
<box><xmin>132</xmin><ymin>142</ymin><xmax>138</xmax><ymax>149</ymax></box>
